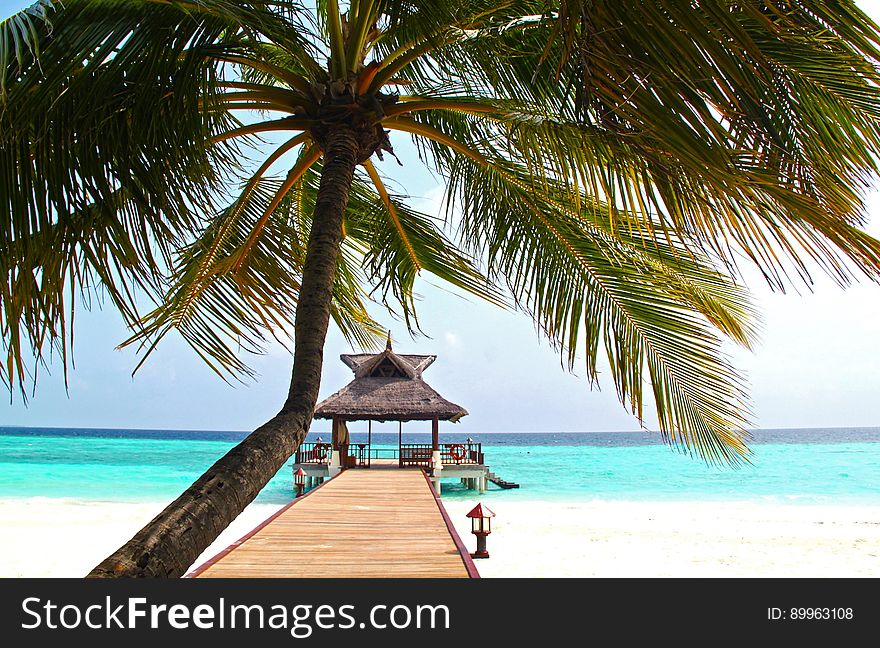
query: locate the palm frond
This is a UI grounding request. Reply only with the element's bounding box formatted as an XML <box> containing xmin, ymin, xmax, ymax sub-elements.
<box><xmin>447</xmin><ymin>156</ymin><xmax>756</xmax><ymax>464</ymax></box>
<box><xmin>0</xmin><ymin>0</ymin><xmax>319</xmax><ymax>391</ymax></box>
<box><xmin>0</xmin><ymin>188</ymin><xmax>168</xmax><ymax>394</ymax></box>
<box><xmin>397</xmin><ymin>65</ymin><xmax>880</xmax><ymax>290</ymax></box>
<box><xmin>124</xmin><ymin>174</ymin><xmax>384</xmax><ymax>379</ymax></box>
<box><xmin>297</xmin><ymin>161</ymin><xmax>503</xmax><ymax>332</ymax></box>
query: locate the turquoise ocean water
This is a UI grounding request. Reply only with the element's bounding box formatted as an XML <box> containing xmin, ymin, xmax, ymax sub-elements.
<box><xmin>1</xmin><ymin>427</ymin><xmax>879</xmax><ymax>505</ymax></box>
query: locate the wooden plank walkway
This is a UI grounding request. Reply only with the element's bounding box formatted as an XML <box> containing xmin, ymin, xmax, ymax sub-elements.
<box><xmin>188</xmin><ymin>467</ymin><xmax>478</xmax><ymax>578</ymax></box>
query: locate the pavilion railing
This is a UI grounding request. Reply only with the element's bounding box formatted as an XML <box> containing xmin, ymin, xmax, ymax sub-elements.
<box><xmin>368</xmin><ymin>447</ymin><xmax>400</xmax><ymax>460</ymax></box>
<box><xmin>345</xmin><ymin>443</ymin><xmax>370</xmax><ymax>468</ymax></box>
<box><xmin>297</xmin><ymin>441</ymin><xmax>484</xmax><ymax>467</ymax></box>
<box><xmin>399</xmin><ymin>444</ymin><xmax>433</xmax><ymax>468</ymax></box>
<box><xmin>399</xmin><ymin>442</ymin><xmax>484</xmax><ymax>467</ymax></box>
<box><xmin>441</xmin><ymin>442</ymin><xmax>483</xmax><ymax>465</ymax></box>
<box><xmin>294</xmin><ymin>442</ymin><xmax>332</xmax><ymax>464</ymax></box>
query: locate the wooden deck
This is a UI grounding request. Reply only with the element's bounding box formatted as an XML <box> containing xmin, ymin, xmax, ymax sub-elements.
<box><xmin>188</xmin><ymin>466</ymin><xmax>478</xmax><ymax>578</ymax></box>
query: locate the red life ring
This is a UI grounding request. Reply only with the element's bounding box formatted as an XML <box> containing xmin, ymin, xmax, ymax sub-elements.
<box><xmin>449</xmin><ymin>444</ymin><xmax>466</xmax><ymax>461</ymax></box>
<box><xmin>314</xmin><ymin>444</ymin><xmax>328</xmax><ymax>461</ymax></box>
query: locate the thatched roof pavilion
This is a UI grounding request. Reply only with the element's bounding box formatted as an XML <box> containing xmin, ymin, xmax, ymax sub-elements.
<box><xmin>314</xmin><ymin>336</ymin><xmax>467</xmax><ymax>456</ymax></box>
<box><xmin>315</xmin><ymin>344</ymin><xmax>467</xmax><ymax>423</ymax></box>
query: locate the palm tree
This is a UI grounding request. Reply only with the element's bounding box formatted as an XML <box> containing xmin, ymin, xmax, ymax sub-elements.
<box><xmin>4</xmin><ymin>0</ymin><xmax>880</xmax><ymax>577</ymax></box>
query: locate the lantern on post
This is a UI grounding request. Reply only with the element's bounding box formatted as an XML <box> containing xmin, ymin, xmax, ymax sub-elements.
<box><xmin>466</xmin><ymin>503</ymin><xmax>495</xmax><ymax>559</ymax></box>
<box><xmin>294</xmin><ymin>467</ymin><xmax>307</xmax><ymax>497</ymax></box>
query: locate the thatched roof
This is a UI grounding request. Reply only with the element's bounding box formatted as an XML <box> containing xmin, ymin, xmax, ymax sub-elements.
<box><xmin>314</xmin><ymin>340</ymin><xmax>467</xmax><ymax>422</ymax></box>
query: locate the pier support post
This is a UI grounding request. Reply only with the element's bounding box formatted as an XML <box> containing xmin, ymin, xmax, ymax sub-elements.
<box><xmin>431</xmin><ymin>450</ymin><xmax>443</xmax><ymax>495</ymax></box>
<box><xmin>328</xmin><ymin>450</ymin><xmax>342</xmax><ymax>477</ymax></box>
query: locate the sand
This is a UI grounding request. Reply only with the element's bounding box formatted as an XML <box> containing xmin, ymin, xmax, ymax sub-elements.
<box><xmin>0</xmin><ymin>498</ymin><xmax>285</xmax><ymax>578</ymax></box>
<box><xmin>2</xmin><ymin>497</ymin><xmax>879</xmax><ymax>577</ymax></box>
<box><xmin>445</xmin><ymin>499</ymin><xmax>880</xmax><ymax>577</ymax></box>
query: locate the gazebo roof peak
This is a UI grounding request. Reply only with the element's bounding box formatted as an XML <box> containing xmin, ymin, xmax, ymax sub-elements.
<box><xmin>339</xmin><ymin>337</ymin><xmax>437</xmax><ymax>378</ymax></box>
<box><xmin>314</xmin><ymin>343</ymin><xmax>467</xmax><ymax>422</ymax></box>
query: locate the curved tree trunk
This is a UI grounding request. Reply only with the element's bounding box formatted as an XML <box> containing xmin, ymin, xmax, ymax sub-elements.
<box><xmin>88</xmin><ymin>127</ymin><xmax>360</xmax><ymax>578</ymax></box>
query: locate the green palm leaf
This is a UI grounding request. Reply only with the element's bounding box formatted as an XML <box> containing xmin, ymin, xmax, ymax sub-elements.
<box><xmin>298</xmin><ymin>161</ymin><xmax>503</xmax><ymax>330</ymax></box>
<box><xmin>124</xmin><ymin>173</ymin><xmax>385</xmax><ymax>378</ymax></box>
<box><xmin>445</xmin><ymin>156</ymin><xmax>757</xmax><ymax>463</ymax></box>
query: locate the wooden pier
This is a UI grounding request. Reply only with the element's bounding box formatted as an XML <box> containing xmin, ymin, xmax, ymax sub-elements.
<box><xmin>188</xmin><ymin>465</ymin><xmax>479</xmax><ymax>578</ymax></box>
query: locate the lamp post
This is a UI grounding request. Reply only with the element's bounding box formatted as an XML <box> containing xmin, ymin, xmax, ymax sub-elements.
<box><xmin>466</xmin><ymin>503</ymin><xmax>495</xmax><ymax>559</ymax></box>
<box><xmin>294</xmin><ymin>467</ymin><xmax>307</xmax><ymax>497</ymax></box>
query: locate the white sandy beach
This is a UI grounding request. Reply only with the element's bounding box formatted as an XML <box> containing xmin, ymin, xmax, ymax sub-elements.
<box><xmin>0</xmin><ymin>498</ymin><xmax>286</xmax><ymax>578</ymax></box>
<box><xmin>445</xmin><ymin>500</ymin><xmax>880</xmax><ymax>577</ymax></box>
<box><xmin>2</xmin><ymin>497</ymin><xmax>880</xmax><ymax>577</ymax></box>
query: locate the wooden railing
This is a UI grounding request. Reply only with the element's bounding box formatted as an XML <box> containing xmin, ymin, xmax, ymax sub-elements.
<box><xmin>297</xmin><ymin>441</ymin><xmax>484</xmax><ymax>468</ymax></box>
<box><xmin>295</xmin><ymin>442</ymin><xmax>332</xmax><ymax>464</ymax></box>
<box><xmin>399</xmin><ymin>442</ymin><xmax>484</xmax><ymax>467</ymax></box>
<box><xmin>368</xmin><ymin>447</ymin><xmax>400</xmax><ymax>460</ymax></box>
<box><xmin>441</xmin><ymin>442</ymin><xmax>483</xmax><ymax>465</ymax></box>
<box><xmin>347</xmin><ymin>443</ymin><xmax>370</xmax><ymax>468</ymax></box>
<box><xmin>399</xmin><ymin>443</ymin><xmax>433</xmax><ymax>468</ymax></box>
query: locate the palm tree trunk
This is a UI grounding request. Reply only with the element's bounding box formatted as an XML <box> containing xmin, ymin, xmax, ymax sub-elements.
<box><xmin>87</xmin><ymin>127</ymin><xmax>360</xmax><ymax>578</ymax></box>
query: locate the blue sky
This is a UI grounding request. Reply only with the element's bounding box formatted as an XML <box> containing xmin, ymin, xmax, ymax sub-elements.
<box><xmin>3</xmin><ymin>0</ymin><xmax>880</xmax><ymax>435</ymax></box>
